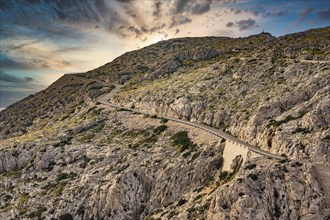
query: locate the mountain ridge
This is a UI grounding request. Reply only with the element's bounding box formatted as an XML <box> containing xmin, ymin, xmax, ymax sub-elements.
<box><xmin>0</xmin><ymin>26</ymin><xmax>329</xmax><ymax>219</ymax></box>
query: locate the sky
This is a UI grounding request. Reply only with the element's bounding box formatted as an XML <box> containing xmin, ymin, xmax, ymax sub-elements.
<box><xmin>0</xmin><ymin>0</ymin><xmax>329</xmax><ymax>109</ymax></box>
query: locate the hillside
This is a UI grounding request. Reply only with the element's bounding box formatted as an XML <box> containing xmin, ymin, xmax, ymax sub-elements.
<box><xmin>0</xmin><ymin>27</ymin><xmax>329</xmax><ymax>219</ymax></box>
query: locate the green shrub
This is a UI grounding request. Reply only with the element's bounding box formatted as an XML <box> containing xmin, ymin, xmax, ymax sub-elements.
<box><xmin>86</xmin><ymin>106</ymin><xmax>97</xmax><ymax>114</ymax></box>
<box><xmin>168</xmin><ymin>211</ymin><xmax>178</xmax><ymax>219</ymax></box>
<box><xmin>153</xmin><ymin>125</ymin><xmax>168</xmax><ymax>134</ymax></box>
<box><xmin>219</xmin><ymin>171</ymin><xmax>229</xmax><ymax>180</ymax></box>
<box><xmin>244</xmin><ymin>163</ymin><xmax>256</xmax><ymax>170</ymax></box>
<box><xmin>177</xmin><ymin>198</ymin><xmax>187</xmax><ymax>206</ymax></box>
<box><xmin>193</xmin><ymin>194</ymin><xmax>204</xmax><ymax>202</ymax></box>
<box><xmin>28</xmin><ymin>207</ymin><xmax>47</xmax><ymax>219</ymax></box>
<box><xmin>292</xmin><ymin>127</ymin><xmax>310</xmax><ymax>134</ymax></box>
<box><xmin>182</xmin><ymin>151</ymin><xmax>191</xmax><ymax>158</ymax></box>
<box><xmin>160</xmin><ymin>118</ymin><xmax>168</xmax><ymax>123</ymax></box>
<box><xmin>170</xmin><ymin>131</ymin><xmax>196</xmax><ymax>152</ymax></box>
<box><xmin>59</xmin><ymin>213</ymin><xmax>73</xmax><ymax>220</ymax></box>
<box><xmin>247</xmin><ymin>173</ymin><xmax>258</xmax><ymax>181</ymax></box>
<box><xmin>53</xmin><ymin>138</ymin><xmax>72</xmax><ymax>148</ymax></box>
<box><xmin>267</xmin><ymin>113</ymin><xmax>306</xmax><ymax>128</ymax></box>
<box><xmin>238</xmin><ymin>192</ymin><xmax>245</xmax><ymax>197</ymax></box>
<box><xmin>57</xmin><ymin>172</ymin><xmax>77</xmax><ymax>181</ymax></box>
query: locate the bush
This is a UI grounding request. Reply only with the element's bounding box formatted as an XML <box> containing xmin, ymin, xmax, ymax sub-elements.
<box><xmin>59</xmin><ymin>213</ymin><xmax>73</xmax><ymax>220</ymax></box>
<box><xmin>153</xmin><ymin>125</ymin><xmax>168</xmax><ymax>134</ymax></box>
<box><xmin>244</xmin><ymin>163</ymin><xmax>256</xmax><ymax>170</ymax></box>
<box><xmin>150</xmin><ymin>114</ymin><xmax>158</xmax><ymax>118</ymax></box>
<box><xmin>53</xmin><ymin>138</ymin><xmax>72</xmax><ymax>148</ymax></box>
<box><xmin>170</xmin><ymin>131</ymin><xmax>196</xmax><ymax>152</ymax></box>
<box><xmin>219</xmin><ymin>171</ymin><xmax>229</xmax><ymax>180</ymax></box>
<box><xmin>160</xmin><ymin>118</ymin><xmax>168</xmax><ymax>123</ymax></box>
<box><xmin>292</xmin><ymin>127</ymin><xmax>310</xmax><ymax>134</ymax></box>
<box><xmin>57</xmin><ymin>172</ymin><xmax>77</xmax><ymax>181</ymax></box>
<box><xmin>177</xmin><ymin>198</ymin><xmax>187</xmax><ymax>206</ymax></box>
<box><xmin>247</xmin><ymin>173</ymin><xmax>258</xmax><ymax>181</ymax></box>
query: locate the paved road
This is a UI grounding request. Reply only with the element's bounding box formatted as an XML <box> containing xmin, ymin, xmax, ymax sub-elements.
<box><xmin>238</xmin><ymin>57</ymin><xmax>330</xmax><ymax>64</ymax></box>
<box><xmin>97</xmin><ymin>86</ymin><xmax>285</xmax><ymax>160</ymax></box>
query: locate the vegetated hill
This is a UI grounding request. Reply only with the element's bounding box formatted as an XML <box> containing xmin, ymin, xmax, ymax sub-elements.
<box><xmin>0</xmin><ymin>27</ymin><xmax>329</xmax><ymax>219</ymax></box>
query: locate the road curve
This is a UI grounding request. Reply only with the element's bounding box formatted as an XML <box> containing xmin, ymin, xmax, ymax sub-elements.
<box><xmin>97</xmin><ymin>87</ymin><xmax>285</xmax><ymax>160</ymax></box>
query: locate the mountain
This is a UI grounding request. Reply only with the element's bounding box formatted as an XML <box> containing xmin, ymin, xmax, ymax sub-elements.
<box><xmin>0</xmin><ymin>27</ymin><xmax>329</xmax><ymax>219</ymax></box>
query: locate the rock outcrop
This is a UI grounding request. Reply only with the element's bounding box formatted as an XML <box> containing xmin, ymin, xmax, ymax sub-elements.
<box><xmin>1</xmin><ymin>27</ymin><xmax>329</xmax><ymax>219</ymax></box>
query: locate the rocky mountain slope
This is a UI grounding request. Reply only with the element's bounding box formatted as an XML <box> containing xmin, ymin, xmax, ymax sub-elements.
<box><xmin>0</xmin><ymin>27</ymin><xmax>329</xmax><ymax>219</ymax></box>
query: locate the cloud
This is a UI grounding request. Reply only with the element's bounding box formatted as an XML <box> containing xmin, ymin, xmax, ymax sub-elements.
<box><xmin>173</xmin><ymin>0</ymin><xmax>191</xmax><ymax>14</ymax></box>
<box><xmin>115</xmin><ymin>0</ymin><xmax>132</xmax><ymax>3</ymax></box>
<box><xmin>0</xmin><ymin>45</ymin><xmax>72</xmax><ymax>71</ymax></box>
<box><xmin>153</xmin><ymin>1</ymin><xmax>162</xmax><ymax>16</ymax></box>
<box><xmin>226</xmin><ymin>21</ymin><xmax>234</xmax><ymax>27</ymax></box>
<box><xmin>0</xmin><ymin>71</ymin><xmax>26</xmax><ymax>83</ymax></box>
<box><xmin>300</xmin><ymin>7</ymin><xmax>313</xmax><ymax>17</ymax></box>
<box><xmin>217</xmin><ymin>0</ymin><xmax>236</xmax><ymax>3</ymax></box>
<box><xmin>226</xmin><ymin>18</ymin><xmax>257</xmax><ymax>31</ymax></box>
<box><xmin>6</xmin><ymin>40</ymin><xmax>42</xmax><ymax>52</ymax></box>
<box><xmin>0</xmin><ymin>0</ymin><xmax>118</xmax><ymax>41</ymax></box>
<box><xmin>236</xmin><ymin>18</ymin><xmax>257</xmax><ymax>30</ymax></box>
<box><xmin>0</xmin><ymin>55</ymin><xmax>34</xmax><ymax>70</ymax></box>
<box><xmin>317</xmin><ymin>8</ymin><xmax>330</xmax><ymax>20</ymax></box>
<box><xmin>25</xmin><ymin>77</ymin><xmax>34</xmax><ymax>82</ymax></box>
<box><xmin>192</xmin><ymin>2</ymin><xmax>211</xmax><ymax>15</ymax></box>
<box><xmin>266</xmin><ymin>10</ymin><xmax>288</xmax><ymax>17</ymax></box>
<box><xmin>170</xmin><ymin>15</ymin><xmax>192</xmax><ymax>28</ymax></box>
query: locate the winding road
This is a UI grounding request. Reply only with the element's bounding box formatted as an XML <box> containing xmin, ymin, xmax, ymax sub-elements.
<box><xmin>97</xmin><ymin>85</ymin><xmax>285</xmax><ymax>160</ymax></box>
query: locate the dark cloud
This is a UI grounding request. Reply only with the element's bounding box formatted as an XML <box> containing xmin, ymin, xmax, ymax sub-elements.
<box><xmin>170</xmin><ymin>16</ymin><xmax>192</xmax><ymax>28</ymax></box>
<box><xmin>217</xmin><ymin>0</ymin><xmax>236</xmax><ymax>3</ymax></box>
<box><xmin>317</xmin><ymin>8</ymin><xmax>330</xmax><ymax>21</ymax></box>
<box><xmin>128</xmin><ymin>26</ymin><xmax>141</xmax><ymax>36</ymax></box>
<box><xmin>170</xmin><ymin>0</ymin><xmax>213</xmax><ymax>15</ymax></box>
<box><xmin>300</xmin><ymin>7</ymin><xmax>313</xmax><ymax>17</ymax></box>
<box><xmin>0</xmin><ymin>51</ymin><xmax>71</xmax><ymax>71</ymax></box>
<box><xmin>226</xmin><ymin>18</ymin><xmax>257</xmax><ymax>31</ymax></box>
<box><xmin>0</xmin><ymin>55</ymin><xmax>33</xmax><ymax>70</ymax></box>
<box><xmin>0</xmin><ymin>71</ymin><xmax>26</xmax><ymax>83</ymax></box>
<box><xmin>174</xmin><ymin>0</ymin><xmax>191</xmax><ymax>14</ymax></box>
<box><xmin>236</xmin><ymin>18</ymin><xmax>256</xmax><ymax>30</ymax></box>
<box><xmin>266</xmin><ymin>10</ymin><xmax>288</xmax><ymax>17</ymax></box>
<box><xmin>153</xmin><ymin>1</ymin><xmax>162</xmax><ymax>16</ymax></box>
<box><xmin>6</xmin><ymin>40</ymin><xmax>41</xmax><ymax>52</ymax></box>
<box><xmin>25</xmin><ymin>77</ymin><xmax>34</xmax><ymax>82</ymax></box>
<box><xmin>226</xmin><ymin>21</ymin><xmax>234</xmax><ymax>27</ymax></box>
<box><xmin>115</xmin><ymin>0</ymin><xmax>132</xmax><ymax>3</ymax></box>
<box><xmin>119</xmin><ymin>23</ymin><xmax>166</xmax><ymax>38</ymax></box>
<box><xmin>0</xmin><ymin>0</ymin><xmax>117</xmax><ymax>41</ymax></box>
<box><xmin>192</xmin><ymin>3</ymin><xmax>211</xmax><ymax>15</ymax></box>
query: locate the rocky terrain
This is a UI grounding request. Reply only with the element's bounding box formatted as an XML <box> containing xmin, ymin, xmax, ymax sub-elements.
<box><xmin>0</xmin><ymin>27</ymin><xmax>329</xmax><ymax>219</ymax></box>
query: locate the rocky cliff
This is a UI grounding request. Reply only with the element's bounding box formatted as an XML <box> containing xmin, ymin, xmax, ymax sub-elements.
<box><xmin>0</xmin><ymin>27</ymin><xmax>329</xmax><ymax>219</ymax></box>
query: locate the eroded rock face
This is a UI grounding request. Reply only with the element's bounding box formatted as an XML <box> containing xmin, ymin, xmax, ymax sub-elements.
<box><xmin>0</xmin><ymin>108</ymin><xmax>228</xmax><ymax>219</ymax></box>
<box><xmin>1</xmin><ymin>27</ymin><xmax>330</xmax><ymax>219</ymax></box>
<box><xmin>86</xmin><ymin>170</ymin><xmax>152</xmax><ymax>220</ymax></box>
<box><xmin>207</xmin><ymin>160</ymin><xmax>325</xmax><ymax>220</ymax></box>
<box><xmin>114</xmin><ymin>60</ymin><xmax>330</xmax><ymax>164</ymax></box>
